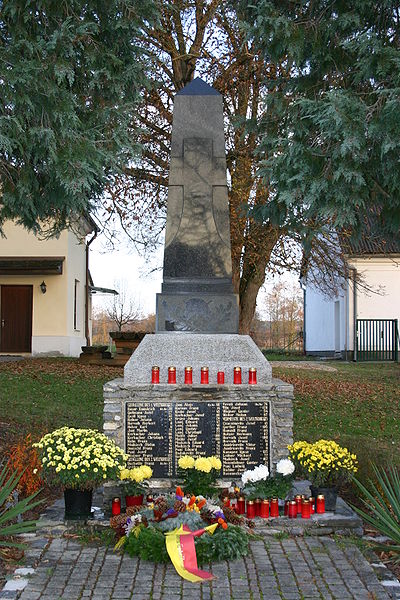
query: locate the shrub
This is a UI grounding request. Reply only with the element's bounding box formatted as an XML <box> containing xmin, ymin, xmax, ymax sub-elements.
<box><xmin>7</xmin><ymin>434</ymin><xmax>43</xmax><ymax>497</ymax></box>
<box><xmin>0</xmin><ymin>466</ymin><xmax>43</xmax><ymax>548</ymax></box>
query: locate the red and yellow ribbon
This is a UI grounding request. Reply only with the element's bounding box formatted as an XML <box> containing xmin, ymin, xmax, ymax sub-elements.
<box><xmin>165</xmin><ymin>523</ymin><xmax>218</xmax><ymax>582</ymax></box>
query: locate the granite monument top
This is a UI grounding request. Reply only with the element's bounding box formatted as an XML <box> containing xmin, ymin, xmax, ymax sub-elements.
<box><xmin>156</xmin><ymin>77</ymin><xmax>239</xmax><ymax>333</ymax></box>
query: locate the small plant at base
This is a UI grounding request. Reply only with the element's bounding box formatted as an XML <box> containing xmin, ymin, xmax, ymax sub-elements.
<box><xmin>352</xmin><ymin>464</ymin><xmax>400</xmax><ymax>562</ymax></box>
<box><xmin>0</xmin><ymin>466</ymin><xmax>43</xmax><ymax>548</ymax></box>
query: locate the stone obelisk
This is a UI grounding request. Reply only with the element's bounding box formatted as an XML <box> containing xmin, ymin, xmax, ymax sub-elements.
<box><xmin>156</xmin><ymin>78</ymin><xmax>239</xmax><ymax>333</ymax></box>
<box><xmin>124</xmin><ymin>78</ymin><xmax>273</xmax><ymax>384</ymax></box>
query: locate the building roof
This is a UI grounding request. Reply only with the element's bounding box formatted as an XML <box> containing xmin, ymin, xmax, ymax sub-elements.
<box><xmin>341</xmin><ymin>214</ymin><xmax>400</xmax><ymax>256</ymax></box>
<box><xmin>0</xmin><ymin>256</ymin><xmax>65</xmax><ymax>275</ymax></box>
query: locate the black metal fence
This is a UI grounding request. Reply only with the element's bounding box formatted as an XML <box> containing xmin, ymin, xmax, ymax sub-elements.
<box><xmin>355</xmin><ymin>319</ymin><xmax>399</xmax><ymax>362</ymax></box>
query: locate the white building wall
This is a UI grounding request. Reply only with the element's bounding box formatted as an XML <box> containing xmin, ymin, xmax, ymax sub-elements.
<box><xmin>304</xmin><ymin>283</ymin><xmax>346</xmax><ymax>354</ymax></box>
<box><xmin>348</xmin><ymin>257</ymin><xmax>400</xmax><ymax>351</ymax></box>
<box><xmin>305</xmin><ymin>256</ymin><xmax>400</xmax><ymax>355</ymax></box>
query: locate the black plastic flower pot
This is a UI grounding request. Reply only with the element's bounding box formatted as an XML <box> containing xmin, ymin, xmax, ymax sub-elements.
<box><xmin>64</xmin><ymin>489</ymin><xmax>93</xmax><ymax>519</ymax></box>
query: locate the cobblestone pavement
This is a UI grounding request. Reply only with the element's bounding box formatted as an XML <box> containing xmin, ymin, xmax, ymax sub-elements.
<box><xmin>1</xmin><ymin>535</ymin><xmax>395</xmax><ymax>600</ymax></box>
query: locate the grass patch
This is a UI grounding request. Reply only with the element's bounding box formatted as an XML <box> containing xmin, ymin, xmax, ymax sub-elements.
<box><xmin>0</xmin><ymin>359</ymin><xmax>122</xmax><ymax>442</ymax></box>
<box><xmin>273</xmin><ymin>362</ymin><xmax>400</xmax><ymax>485</ymax></box>
<box><xmin>262</xmin><ymin>349</ymin><xmax>313</xmax><ymax>361</ymax></box>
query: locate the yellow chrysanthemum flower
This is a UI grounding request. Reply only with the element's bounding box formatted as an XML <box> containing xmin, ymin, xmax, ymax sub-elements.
<box><xmin>178</xmin><ymin>455</ymin><xmax>195</xmax><ymax>470</ymax></box>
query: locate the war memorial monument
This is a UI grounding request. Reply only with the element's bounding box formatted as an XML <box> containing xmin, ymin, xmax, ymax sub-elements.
<box><xmin>103</xmin><ymin>78</ymin><xmax>294</xmax><ymax>482</ymax></box>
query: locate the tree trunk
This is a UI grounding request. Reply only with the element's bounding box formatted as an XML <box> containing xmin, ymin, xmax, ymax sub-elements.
<box><xmin>239</xmin><ymin>224</ymin><xmax>281</xmax><ymax>334</ymax></box>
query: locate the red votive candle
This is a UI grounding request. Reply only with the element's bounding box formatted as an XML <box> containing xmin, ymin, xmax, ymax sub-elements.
<box><xmin>200</xmin><ymin>366</ymin><xmax>209</xmax><ymax>384</ymax></box>
<box><xmin>223</xmin><ymin>497</ymin><xmax>231</xmax><ymax>508</ymax></box>
<box><xmin>233</xmin><ymin>366</ymin><xmax>242</xmax><ymax>384</ymax></box>
<box><xmin>112</xmin><ymin>497</ymin><xmax>121</xmax><ymax>516</ymax></box>
<box><xmin>217</xmin><ymin>371</ymin><xmax>225</xmax><ymax>384</ymax></box>
<box><xmin>248</xmin><ymin>367</ymin><xmax>257</xmax><ymax>385</ymax></box>
<box><xmin>301</xmin><ymin>499</ymin><xmax>311</xmax><ymax>519</ymax></box>
<box><xmin>255</xmin><ymin>498</ymin><xmax>261</xmax><ymax>517</ymax></box>
<box><xmin>151</xmin><ymin>366</ymin><xmax>160</xmax><ymax>384</ymax></box>
<box><xmin>270</xmin><ymin>498</ymin><xmax>279</xmax><ymax>518</ymax></box>
<box><xmin>238</xmin><ymin>497</ymin><xmax>246</xmax><ymax>514</ymax></box>
<box><xmin>184</xmin><ymin>366</ymin><xmax>193</xmax><ymax>384</ymax></box>
<box><xmin>284</xmin><ymin>500</ymin><xmax>289</xmax><ymax>516</ymax></box>
<box><xmin>288</xmin><ymin>500</ymin><xmax>297</xmax><ymax>518</ymax></box>
<box><xmin>168</xmin><ymin>366</ymin><xmax>176</xmax><ymax>384</ymax></box>
<box><xmin>260</xmin><ymin>499</ymin><xmax>269</xmax><ymax>518</ymax></box>
<box><xmin>247</xmin><ymin>500</ymin><xmax>255</xmax><ymax>519</ymax></box>
<box><xmin>296</xmin><ymin>495</ymin><xmax>303</xmax><ymax>515</ymax></box>
<box><xmin>309</xmin><ymin>497</ymin><xmax>315</xmax><ymax>514</ymax></box>
<box><xmin>316</xmin><ymin>495</ymin><xmax>325</xmax><ymax>514</ymax></box>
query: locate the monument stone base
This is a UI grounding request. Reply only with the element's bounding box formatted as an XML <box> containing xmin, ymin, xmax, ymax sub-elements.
<box><xmin>103</xmin><ymin>379</ymin><xmax>293</xmax><ymax>478</ymax></box>
<box><xmin>123</xmin><ymin>333</ymin><xmax>272</xmax><ymax>385</ymax></box>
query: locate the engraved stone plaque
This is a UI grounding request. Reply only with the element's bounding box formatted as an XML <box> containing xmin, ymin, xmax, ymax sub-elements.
<box><xmin>126</xmin><ymin>403</ymin><xmax>173</xmax><ymax>477</ymax></box>
<box><xmin>125</xmin><ymin>399</ymin><xmax>270</xmax><ymax>478</ymax></box>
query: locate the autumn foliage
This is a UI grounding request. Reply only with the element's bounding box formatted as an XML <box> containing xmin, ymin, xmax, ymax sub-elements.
<box><xmin>6</xmin><ymin>434</ymin><xmax>43</xmax><ymax>497</ymax></box>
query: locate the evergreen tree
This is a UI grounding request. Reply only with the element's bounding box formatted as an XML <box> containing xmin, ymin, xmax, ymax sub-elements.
<box><xmin>0</xmin><ymin>0</ymin><xmax>156</xmax><ymax>234</ymax></box>
<box><xmin>242</xmin><ymin>0</ymin><xmax>400</xmax><ymax>238</ymax></box>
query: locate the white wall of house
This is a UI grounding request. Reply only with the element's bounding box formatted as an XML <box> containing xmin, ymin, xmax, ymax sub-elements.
<box><xmin>304</xmin><ymin>256</ymin><xmax>400</xmax><ymax>356</ymax></box>
<box><xmin>304</xmin><ymin>283</ymin><xmax>347</xmax><ymax>355</ymax></box>
<box><xmin>0</xmin><ymin>221</ymin><xmax>90</xmax><ymax>357</ymax></box>
<box><xmin>347</xmin><ymin>257</ymin><xmax>400</xmax><ymax>352</ymax></box>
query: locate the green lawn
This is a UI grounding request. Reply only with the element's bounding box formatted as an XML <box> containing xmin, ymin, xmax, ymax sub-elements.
<box><xmin>273</xmin><ymin>361</ymin><xmax>400</xmax><ymax>482</ymax></box>
<box><xmin>0</xmin><ymin>359</ymin><xmax>121</xmax><ymax>443</ymax></box>
<box><xmin>0</xmin><ymin>358</ymin><xmax>399</xmax><ymax>485</ymax></box>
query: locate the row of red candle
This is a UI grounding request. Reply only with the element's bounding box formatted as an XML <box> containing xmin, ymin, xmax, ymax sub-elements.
<box><xmin>112</xmin><ymin>494</ymin><xmax>326</xmax><ymax>518</ymax></box>
<box><xmin>151</xmin><ymin>366</ymin><xmax>257</xmax><ymax>385</ymax></box>
<box><xmin>224</xmin><ymin>495</ymin><xmax>325</xmax><ymax>519</ymax></box>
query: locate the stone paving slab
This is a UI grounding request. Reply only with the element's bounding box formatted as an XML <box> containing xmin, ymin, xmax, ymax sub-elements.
<box><xmin>1</xmin><ymin>535</ymin><xmax>395</xmax><ymax>600</ymax></box>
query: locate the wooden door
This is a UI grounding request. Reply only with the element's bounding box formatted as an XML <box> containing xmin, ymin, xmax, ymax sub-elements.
<box><xmin>0</xmin><ymin>285</ymin><xmax>33</xmax><ymax>352</ymax></box>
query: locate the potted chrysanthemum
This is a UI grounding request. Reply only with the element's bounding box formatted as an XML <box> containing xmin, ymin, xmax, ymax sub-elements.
<box><xmin>177</xmin><ymin>455</ymin><xmax>222</xmax><ymax>497</ymax></box>
<box><xmin>288</xmin><ymin>439</ymin><xmax>358</xmax><ymax>510</ymax></box>
<box><xmin>119</xmin><ymin>466</ymin><xmax>153</xmax><ymax>506</ymax></box>
<box><xmin>34</xmin><ymin>427</ymin><xmax>127</xmax><ymax>518</ymax></box>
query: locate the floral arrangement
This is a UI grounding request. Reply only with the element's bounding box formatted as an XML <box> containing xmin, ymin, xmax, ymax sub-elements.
<box><xmin>177</xmin><ymin>455</ymin><xmax>222</xmax><ymax>497</ymax></box>
<box><xmin>288</xmin><ymin>440</ymin><xmax>358</xmax><ymax>487</ymax></box>
<box><xmin>33</xmin><ymin>427</ymin><xmax>127</xmax><ymax>490</ymax></box>
<box><xmin>241</xmin><ymin>460</ymin><xmax>295</xmax><ymax>500</ymax></box>
<box><xmin>119</xmin><ymin>465</ymin><xmax>153</xmax><ymax>496</ymax></box>
<box><xmin>111</xmin><ymin>487</ymin><xmax>250</xmax><ymax>565</ymax></box>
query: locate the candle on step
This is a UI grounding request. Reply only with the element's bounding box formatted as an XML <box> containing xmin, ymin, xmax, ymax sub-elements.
<box><xmin>184</xmin><ymin>366</ymin><xmax>192</xmax><ymax>384</ymax></box>
<box><xmin>217</xmin><ymin>371</ymin><xmax>225</xmax><ymax>384</ymax></box>
<box><xmin>301</xmin><ymin>499</ymin><xmax>311</xmax><ymax>519</ymax></box>
<box><xmin>316</xmin><ymin>495</ymin><xmax>325</xmax><ymax>514</ymax></box>
<box><xmin>260</xmin><ymin>499</ymin><xmax>269</xmax><ymax>518</ymax></box>
<box><xmin>246</xmin><ymin>500</ymin><xmax>255</xmax><ymax>519</ymax></box>
<box><xmin>200</xmin><ymin>366</ymin><xmax>209</xmax><ymax>384</ymax></box>
<box><xmin>248</xmin><ymin>367</ymin><xmax>257</xmax><ymax>384</ymax></box>
<box><xmin>233</xmin><ymin>366</ymin><xmax>242</xmax><ymax>384</ymax></box>
<box><xmin>112</xmin><ymin>497</ymin><xmax>121</xmax><ymax>516</ymax></box>
<box><xmin>151</xmin><ymin>366</ymin><xmax>160</xmax><ymax>384</ymax></box>
<box><xmin>168</xmin><ymin>366</ymin><xmax>176</xmax><ymax>384</ymax></box>
<box><xmin>270</xmin><ymin>498</ymin><xmax>279</xmax><ymax>517</ymax></box>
